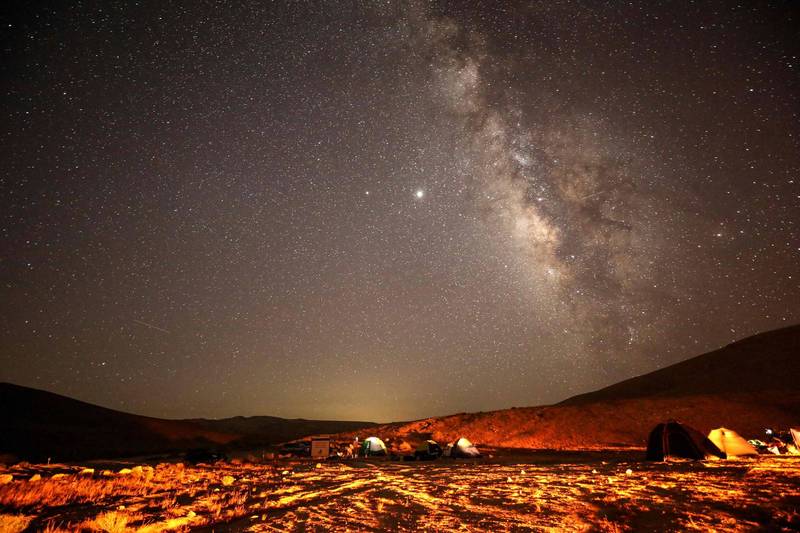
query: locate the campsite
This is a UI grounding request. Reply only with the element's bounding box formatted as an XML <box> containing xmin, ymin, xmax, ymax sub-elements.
<box><xmin>2</xmin><ymin>326</ymin><xmax>800</xmax><ymax>530</ymax></box>
<box><xmin>1</xmin><ymin>448</ymin><xmax>800</xmax><ymax>531</ymax></box>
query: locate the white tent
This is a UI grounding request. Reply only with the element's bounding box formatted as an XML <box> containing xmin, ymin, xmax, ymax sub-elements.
<box><xmin>450</xmin><ymin>437</ymin><xmax>481</xmax><ymax>458</ymax></box>
<box><xmin>360</xmin><ymin>436</ymin><xmax>387</xmax><ymax>457</ymax></box>
<box><xmin>707</xmin><ymin>427</ymin><xmax>758</xmax><ymax>457</ymax></box>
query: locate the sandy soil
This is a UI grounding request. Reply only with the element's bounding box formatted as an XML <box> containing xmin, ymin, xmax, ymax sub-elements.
<box><xmin>1</xmin><ymin>454</ymin><xmax>798</xmax><ymax>532</ymax></box>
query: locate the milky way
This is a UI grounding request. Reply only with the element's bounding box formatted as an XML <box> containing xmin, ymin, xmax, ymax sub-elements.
<box><xmin>2</xmin><ymin>2</ymin><xmax>798</xmax><ymax>421</ymax></box>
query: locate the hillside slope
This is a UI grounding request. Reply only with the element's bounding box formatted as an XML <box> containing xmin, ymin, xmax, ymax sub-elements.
<box><xmin>340</xmin><ymin>325</ymin><xmax>800</xmax><ymax>451</ymax></box>
<box><xmin>0</xmin><ymin>383</ymin><xmax>374</xmax><ymax>462</ymax></box>
<box><xmin>562</xmin><ymin>324</ymin><xmax>800</xmax><ymax>405</ymax></box>
<box><xmin>0</xmin><ymin>383</ymin><xmax>236</xmax><ymax>461</ymax></box>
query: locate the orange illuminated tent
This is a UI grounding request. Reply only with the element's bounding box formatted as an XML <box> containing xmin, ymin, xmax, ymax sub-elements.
<box><xmin>789</xmin><ymin>428</ymin><xmax>800</xmax><ymax>455</ymax></box>
<box><xmin>707</xmin><ymin>428</ymin><xmax>758</xmax><ymax>457</ymax></box>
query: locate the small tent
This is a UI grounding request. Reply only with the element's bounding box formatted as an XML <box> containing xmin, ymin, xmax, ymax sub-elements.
<box><xmin>360</xmin><ymin>436</ymin><xmax>387</xmax><ymax>457</ymax></box>
<box><xmin>646</xmin><ymin>421</ymin><xmax>726</xmax><ymax>461</ymax></box>
<box><xmin>707</xmin><ymin>428</ymin><xmax>758</xmax><ymax>457</ymax></box>
<box><xmin>414</xmin><ymin>440</ymin><xmax>442</xmax><ymax>460</ymax></box>
<box><xmin>450</xmin><ymin>437</ymin><xmax>481</xmax><ymax>458</ymax></box>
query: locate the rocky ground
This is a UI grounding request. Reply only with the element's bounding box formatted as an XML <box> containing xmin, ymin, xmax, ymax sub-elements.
<box><xmin>0</xmin><ymin>454</ymin><xmax>798</xmax><ymax>531</ymax></box>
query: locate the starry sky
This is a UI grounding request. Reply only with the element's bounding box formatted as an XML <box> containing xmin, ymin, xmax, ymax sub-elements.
<box><xmin>2</xmin><ymin>1</ymin><xmax>799</xmax><ymax>422</ymax></box>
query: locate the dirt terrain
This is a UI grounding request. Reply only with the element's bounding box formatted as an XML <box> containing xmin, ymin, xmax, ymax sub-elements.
<box><xmin>1</xmin><ymin>454</ymin><xmax>798</xmax><ymax>531</ymax></box>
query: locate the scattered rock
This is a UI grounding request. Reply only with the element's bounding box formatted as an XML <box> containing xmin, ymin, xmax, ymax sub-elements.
<box><xmin>130</xmin><ymin>465</ymin><xmax>154</xmax><ymax>479</ymax></box>
<box><xmin>79</xmin><ymin>468</ymin><xmax>94</xmax><ymax>475</ymax></box>
<box><xmin>187</xmin><ymin>511</ymin><xmax>196</xmax><ymax>518</ymax></box>
<box><xmin>221</xmin><ymin>475</ymin><xmax>235</xmax><ymax>486</ymax></box>
<box><xmin>0</xmin><ymin>474</ymin><xmax>13</xmax><ymax>484</ymax></box>
<box><xmin>118</xmin><ymin>468</ymin><xmax>132</xmax><ymax>475</ymax></box>
<box><xmin>51</xmin><ymin>473</ymin><xmax>67</xmax><ymax>480</ymax></box>
<box><xmin>316</xmin><ymin>463</ymin><xmax>322</xmax><ymax>469</ymax></box>
<box><xmin>29</xmin><ymin>474</ymin><xmax>41</xmax><ymax>482</ymax></box>
<box><xmin>625</xmin><ymin>469</ymin><xmax>633</xmax><ymax>476</ymax></box>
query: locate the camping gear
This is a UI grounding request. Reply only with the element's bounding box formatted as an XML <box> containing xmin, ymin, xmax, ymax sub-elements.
<box><xmin>360</xmin><ymin>436</ymin><xmax>387</xmax><ymax>457</ymax></box>
<box><xmin>450</xmin><ymin>437</ymin><xmax>481</xmax><ymax>458</ymax></box>
<box><xmin>646</xmin><ymin>421</ymin><xmax>726</xmax><ymax>461</ymax></box>
<box><xmin>707</xmin><ymin>428</ymin><xmax>758</xmax><ymax>457</ymax></box>
<box><xmin>414</xmin><ymin>440</ymin><xmax>442</xmax><ymax>460</ymax></box>
<box><xmin>311</xmin><ymin>437</ymin><xmax>331</xmax><ymax>459</ymax></box>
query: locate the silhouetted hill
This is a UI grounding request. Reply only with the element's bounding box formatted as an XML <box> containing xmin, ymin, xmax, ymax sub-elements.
<box><xmin>0</xmin><ymin>383</ymin><xmax>236</xmax><ymax>462</ymax></box>
<box><xmin>336</xmin><ymin>325</ymin><xmax>800</xmax><ymax>451</ymax></box>
<box><xmin>560</xmin><ymin>324</ymin><xmax>800</xmax><ymax>405</ymax></box>
<box><xmin>0</xmin><ymin>383</ymin><xmax>374</xmax><ymax>462</ymax></box>
<box><xmin>187</xmin><ymin>416</ymin><xmax>376</xmax><ymax>448</ymax></box>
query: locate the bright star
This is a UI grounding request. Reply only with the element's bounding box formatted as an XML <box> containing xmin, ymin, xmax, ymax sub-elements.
<box><xmin>415</xmin><ymin>189</ymin><xmax>424</xmax><ymax>199</ymax></box>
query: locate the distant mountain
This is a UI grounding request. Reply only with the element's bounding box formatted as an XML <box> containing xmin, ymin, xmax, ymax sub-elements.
<box><xmin>335</xmin><ymin>325</ymin><xmax>800</xmax><ymax>451</ymax></box>
<box><xmin>187</xmin><ymin>416</ymin><xmax>376</xmax><ymax>449</ymax></box>
<box><xmin>0</xmin><ymin>383</ymin><xmax>375</xmax><ymax>462</ymax></box>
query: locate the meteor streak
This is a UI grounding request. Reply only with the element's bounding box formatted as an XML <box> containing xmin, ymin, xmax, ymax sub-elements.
<box><xmin>133</xmin><ymin>319</ymin><xmax>170</xmax><ymax>334</ymax></box>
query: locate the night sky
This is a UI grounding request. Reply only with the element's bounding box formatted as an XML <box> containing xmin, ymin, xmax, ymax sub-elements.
<box><xmin>2</xmin><ymin>1</ymin><xmax>798</xmax><ymax>422</ymax></box>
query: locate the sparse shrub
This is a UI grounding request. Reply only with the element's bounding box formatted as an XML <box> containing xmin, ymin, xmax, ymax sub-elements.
<box><xmin>84</xmin><ymin>510</ymin><xmax>142</xmax><ymax>533</ymax></box>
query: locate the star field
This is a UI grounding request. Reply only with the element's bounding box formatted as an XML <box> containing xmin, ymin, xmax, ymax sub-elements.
<box><xmin>1</xmin><ymin>1</ymin><xmax>798</xmax><ymax>422</ymax></box>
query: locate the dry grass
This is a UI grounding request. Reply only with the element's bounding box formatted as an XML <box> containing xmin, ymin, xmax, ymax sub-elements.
<box><xmin>83</xmin><ymin>510</ymin><xmax>143</xmax><ymax>532</ymax></box>
<box><xmin>0</xmin><ymin>514</ymin><xmax>33</xmax><ymax>533</ymax></box>
<box><xmin>0</xmin><ymin>455</ymin><xmax>797</xmax><ymax>531</ymax></box>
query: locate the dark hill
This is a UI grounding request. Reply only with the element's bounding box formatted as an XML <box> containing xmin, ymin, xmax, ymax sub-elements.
<box><xmin>560</xmin><ymin>324</ymin><xmax>800</xmax><ymax>405</ymax></box>
<box><xmin>0</xmin><ymin>383</ymin><xmax>375</xmax><ymax>462</ymax></box>
<box><xmin>187</xmin><ymin>416</ymin><xmax>376</xmax><ymax>449</ymax></box>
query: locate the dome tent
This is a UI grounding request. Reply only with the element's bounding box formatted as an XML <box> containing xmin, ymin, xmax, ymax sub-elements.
<box><xmin>414</xmin><ymin>440</ymin><xmax>442</xmax><ymax>460</ymax></box>
<box><xmin>360</xmin><ymin>436</ymin><xmax>387</xmax><ymax>457</ymax></box>
<box><xmin>646</xmin><ymin>420</ymin><xmax>726</xmax><ymax>461</ymax></box>
<box><xmin>707</xmin><ymin>428</ymin><xmax>758</xmax><ymax>457</ymax></box>
<box><xmin>449</xmin><ymin>437</ymin><xmax>481</xmax><ymax>458</ymax></box>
